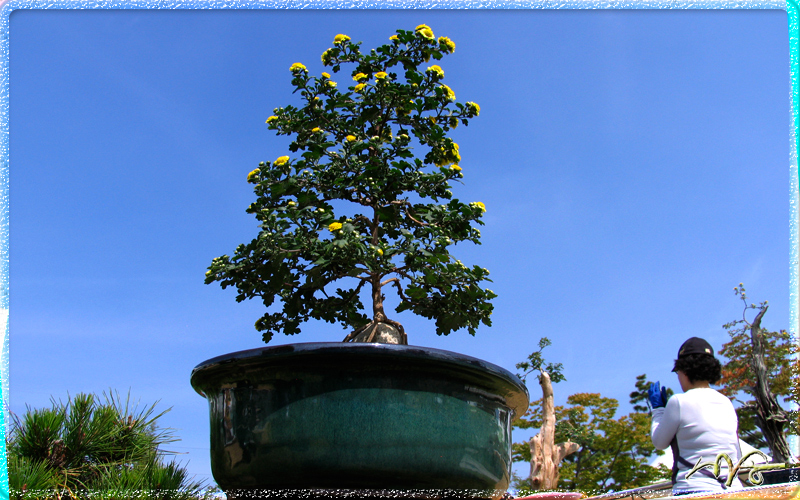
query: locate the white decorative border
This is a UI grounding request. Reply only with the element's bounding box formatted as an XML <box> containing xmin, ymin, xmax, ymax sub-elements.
<box><xmin>0</xmin><ymin>2</ymin><xmax>794</xmax><ymax>500</ymax></box>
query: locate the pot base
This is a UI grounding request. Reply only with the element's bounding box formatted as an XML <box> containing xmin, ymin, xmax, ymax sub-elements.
<box><xmin>223</xmin><ymin>488</ymin><xmax>508</xmax><ymax>499</ymax></box>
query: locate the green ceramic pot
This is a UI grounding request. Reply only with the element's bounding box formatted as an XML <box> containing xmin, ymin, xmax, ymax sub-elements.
<box><xmin>190</xmin><ymin>342</ymin><xmax>529</xmax><ymax>496</ymax></box>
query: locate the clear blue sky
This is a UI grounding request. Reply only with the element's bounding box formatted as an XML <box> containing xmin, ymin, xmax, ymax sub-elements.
<box><xmin>8</xmin><ymin>9</ymin><xmax>793</xmax><ymax>489</ymax></box>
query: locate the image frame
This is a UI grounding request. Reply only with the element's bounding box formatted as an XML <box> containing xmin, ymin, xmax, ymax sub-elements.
<box><xmin>0</xmin><ymin>1</ymin><xmax>797</xmax><ymax>499</ymax></box>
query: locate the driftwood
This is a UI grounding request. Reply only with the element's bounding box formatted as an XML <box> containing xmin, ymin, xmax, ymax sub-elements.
<box><xmin>750</xmin><ymin>307</ymin><xmax>792</xmax><ymax>463</ymax></box>
<box><xmin>529</xmin><ymin>371</ymin><xmax>580</xmax><ymax>490</ymax></box>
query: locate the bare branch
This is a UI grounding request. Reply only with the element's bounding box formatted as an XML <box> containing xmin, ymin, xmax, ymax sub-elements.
<box><xmin>382</xmin><ymin>277</ymin><xmax>410</xmax><ymax>303</ymax></box>
<box><xmin>404</xmin><ymin>207</ymin><xmax>429</xmax><ymax>227</ymax></box>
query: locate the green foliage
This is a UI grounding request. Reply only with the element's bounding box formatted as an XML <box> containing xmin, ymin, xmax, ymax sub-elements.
<box><xmin>7</xmin><ymin>391</ymin><xmax>210</xmax><ymax>499</ymax></box>
<box><xmin>206</xmin><ymin>25</ymin><xmax>494</xmax><ymax>343</ymax></box>
<box><xmin>512</xmin><ymin>373</ymin><xmax>670</xmax><ymax>496</ymax></box>
<box><xmin>515</xmin><ymin>337</ymin><xmax>565</xmax><ymax>384</ymax></box>
<box><xmin>718</xmin><ymin>284</ymin><xmax>799</xmax><ymax>448</ymax></box>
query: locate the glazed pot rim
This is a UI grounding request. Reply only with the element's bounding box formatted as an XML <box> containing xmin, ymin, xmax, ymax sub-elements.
<box><xmin>191</xmin><ymin>342</ymin><xmax>529</xmax><ymax>416</ymax></box>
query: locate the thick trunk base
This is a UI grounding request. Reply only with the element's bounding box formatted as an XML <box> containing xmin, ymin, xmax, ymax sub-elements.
<box><xmin>343</xmin><ymin>320</ymin><xmax>408</xmax><ymax>344</ymax></box>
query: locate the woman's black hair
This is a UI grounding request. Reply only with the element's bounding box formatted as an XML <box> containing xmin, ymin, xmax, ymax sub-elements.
<box><xmin>672</xmin><ymin>353</ymin><xmax>722</xmax><ymax>384</ymax></box>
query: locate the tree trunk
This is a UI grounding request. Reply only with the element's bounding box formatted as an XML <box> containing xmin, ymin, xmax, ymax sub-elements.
<box><xmin>750</xmin><ymin>307</ymin><xmax>793</xmax><ymax>463</ymax></box>
<box><xmin>529</xmin><ymin>371</ymin><xmax>580</xmax><ymax>490</ymax></box>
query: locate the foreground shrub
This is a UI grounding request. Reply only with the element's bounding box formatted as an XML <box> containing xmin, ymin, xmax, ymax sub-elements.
<box><xmin>7</xmin><ymin>391</ymin><xmax>212</xmax><ymax>499</ymax></box>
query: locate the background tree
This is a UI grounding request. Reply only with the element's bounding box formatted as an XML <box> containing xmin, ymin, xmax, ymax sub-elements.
<box><xmin>717</xmin><ymin>284</ymin><xmax>799</xmax><ymax>463</ymax></box>
<box><xmin>554</xmin><ymin>392</ymin><xmax>669</xmax><ymax>495</ymax></box>
<box><xmin>513</xmin><ymin>372</ymin><xmax>670</xmax><ymax>496</ymax></box>
<box><xmin>7</xmin><ymin>392</ymin><xmax>209</xmax><ymax>499</ymax></box>
<box><xmin>205</xmin><ymin>26</ymin><xmax>492</xmax><ymax>345</ymax></box>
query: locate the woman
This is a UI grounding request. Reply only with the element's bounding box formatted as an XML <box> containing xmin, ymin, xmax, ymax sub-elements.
<box><xmin>649</xmin><ymin>337</ymin><xmax>743</xmax><ymax>495</ymax></box>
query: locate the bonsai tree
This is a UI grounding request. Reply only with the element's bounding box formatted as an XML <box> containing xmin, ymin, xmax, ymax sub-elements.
<box><xmin>206</xmin><ymin>25</ymin><xmax>495</xmax><ymax>345</ymax></box>
<box><xmin>514</xmin><ymin>338</ymin><xmax>579</xmax><ymax>491</ymax></box>
<box><xmin>719</xmin><ymin>284</ymin><xmax>797</xmax><ymax>464</ymax></box>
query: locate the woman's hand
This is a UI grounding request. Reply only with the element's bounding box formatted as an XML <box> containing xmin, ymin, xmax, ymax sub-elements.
<box><xmin>648</xmin><ymin>381</ymin><xmax>669</xmax><ymax>409</ymax></box>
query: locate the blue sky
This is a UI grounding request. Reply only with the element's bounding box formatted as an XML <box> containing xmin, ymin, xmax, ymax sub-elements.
<box><xmin>7</xmin><ymin>8</ymin><xmax>794</xmax><ymax>489</ymax></box>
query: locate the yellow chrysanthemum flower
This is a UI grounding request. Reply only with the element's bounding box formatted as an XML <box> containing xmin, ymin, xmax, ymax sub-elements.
<box><xmin>466</xmin><ymin>101</ymin><xmax>481</xmax><ymax>116</ymax></box>
<box><xmin>471</xmin><ymin>201</ymin><xmax>486</xmax><ymax>212</ymax></box>
<box><xmin>266</xmin><ymin>116</ymin><xmax>278</xmax><ymax>124</ymax></box>
<box><xmin>354</xmin><ymin>83</ymin><xmax>366</xmax><ymax>93</ymax></box>
<box><xmin>426</xmin><ymin>65</ymin><xmax>444</xmax><ymax>79</ymax></box>
<box><xmin>321</xmin><ymin>49</ymin><xmax>333</xmax><ymax>64</ymax></box>
<box><xmin>353</xmin><ymin>73</ymin><xmax>368</xmax><ymax>81</ymax></box>
<box><xmin>390</xmin><ymin>35</ymin><xmax>399</xmax><ymax>41</ymax></box>
<box><xmin>274</xmin><ymin>156</ymin><xmax>290</xmax><ymax>166</ymax></box>
<box><xmin>327</xmin><ymin>81</ymin><xmax>337</xmax><ymax>88</ymax></box>
<box><xmin>346</xmin><ymin>135</ymin><xmax>357</xmax><ymax>142</ymax></box>
<box><xmin>450</xmin><ymin>165</ymin><xmax>462</xmax><ymax>172</ymax></box>
<box><xmin>438</xmin><ymin>36</ymin><xmax>456</xmax><ymax>53</ymax></box>
<box><xmin>440</xmin><ymin>84</ymin><xmax>456</xmax><ymax>101</ymax></box>
<box><xmin>333</xmin><ymin>34</ymin><xmax>351</xmax><ymax>45</ymax></box>
<box><xmin>415</xmin><ymin>24</ymin><xmax>434</xmax><ymax>40</ymax></box>
<box><xmin>328</xmin><ymin>222</ymin><xmax>343</xmax><ymax>232</ymax></box>
<box><xmin>247</xmin><ymin>168</ymin><xmax>260</xmax><ymax>183</ymax></box>
<box><xmin>434</xmin><ymin>142</ymin><xmax>460</xmax><ymax>167</ymax></box>
<box><xmin>321</xmin><ymin>72</ymin><xmax>331</xmax><ymax>78</ymax></box>
<box><xmin>290</xmin><ymin>62</ymin><xmax>307</xmax><ymax>73</ymax></box>
<box><xmin>312</xmin><ymin>127</ymin><xmax>322</xmax><ymax>133</ymax></box>
<box><xmin>375</xmin><ymin>71</ymin><xmax>388</xmax><ymax>79</ymax></box>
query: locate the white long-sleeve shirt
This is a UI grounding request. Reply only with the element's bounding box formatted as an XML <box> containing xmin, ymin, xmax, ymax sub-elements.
<box><xmin>651</xmin><ymin>388</ymin><xmax>743</xmax><ymax>494</ymax></box>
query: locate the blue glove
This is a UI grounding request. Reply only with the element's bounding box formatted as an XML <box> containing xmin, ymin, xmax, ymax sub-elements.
<box><xmin>648</xmin><ymin>381</ymin><xmax>668</xmax><ymax>409</ymax></box>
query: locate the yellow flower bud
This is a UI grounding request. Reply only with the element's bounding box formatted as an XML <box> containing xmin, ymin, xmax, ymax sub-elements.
<box><xmin>290</xmin><ymin>62</ymin><xmax>307</xmax><ymax>73</ymax></box>
<box><xmin>438</xmin><ymin>36</ymin><xmax>456</xmax><ymax>53</ymax></box>
<box><xmin>415</xmin><ymin>24</ymin><xmax>435</xmax><ymax>40</ymax></box>
<box><xmin>247</xmin><ymin>168</ymin><xmax>260</xmax><ymax>183</ymax></box>
<box><xmin>321</xmin><ymin>49</ymin><xmax>332</xmax><ymax>64</ymax></box>
<box><xmin>440</xmin><ymin>84</ymin><xmax>456</xmax><ymax>101</ymax></box>
<box><xmin>426</xmin><ymin>65</ymin><xmax>445</xmax><ymax>79</ymax></box>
